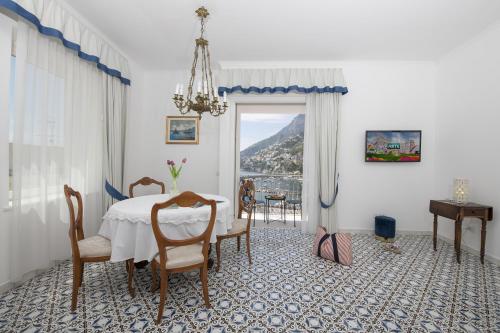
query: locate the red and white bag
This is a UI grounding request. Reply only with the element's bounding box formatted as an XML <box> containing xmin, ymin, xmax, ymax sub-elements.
<box><xmin>312</xmin><ymin>226</ymin><xmax>353</xmax><ymax>266</ymax></box>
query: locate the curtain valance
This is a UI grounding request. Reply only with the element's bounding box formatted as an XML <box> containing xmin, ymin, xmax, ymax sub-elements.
<box><xmin>217</xmin><ymin>68</ymin><xmax>348</xmax><ymax>96</ymax></box>
<box><xmin>0</xmin><ymin>0</ymin><xmax>131</xmax><ymax>85</ymax></box>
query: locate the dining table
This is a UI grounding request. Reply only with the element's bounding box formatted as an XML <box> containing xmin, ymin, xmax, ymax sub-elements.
<box><xmin>98</xmin><ymin>193</ymin><xmax>232</xmax><ymax>263</ymax></box>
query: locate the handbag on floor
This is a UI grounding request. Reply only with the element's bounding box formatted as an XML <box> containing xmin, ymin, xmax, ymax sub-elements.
<box><xmin>313</xmin><ymin>226</ymin><xmax>353</xmax><ymax>266</ymax></box>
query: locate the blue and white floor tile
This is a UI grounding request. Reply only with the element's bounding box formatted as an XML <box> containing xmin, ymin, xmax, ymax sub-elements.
<box><xmin>0</xmin><ymin>228</ymin><xmax>498</xmax><ymax>332</ymax></box>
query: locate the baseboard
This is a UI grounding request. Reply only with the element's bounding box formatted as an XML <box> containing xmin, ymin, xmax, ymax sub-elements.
<box><xmin>338</xmin><ymin>228</ymin><xmax>432</xmax><ymax>236</ymax></box>
<box><xmin>0</xmin><ymin>259</ymin><xmax>69</xmax><ymax>295</ymax></box>
<box><xmin>437</xmin><ymin>235</ymin><xmax>500</xmax><ymax>265</ymax></box>
<box><xmin>0</xmin><ymin>281</ymin><xmax>13</xmax><ymax>294</ymax></box>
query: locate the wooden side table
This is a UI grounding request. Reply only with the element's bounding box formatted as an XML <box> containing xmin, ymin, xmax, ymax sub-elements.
<box><xmin>429</xmin><ymin>200</ymin><xmax>493</xmax><ymax>264</ymax></box>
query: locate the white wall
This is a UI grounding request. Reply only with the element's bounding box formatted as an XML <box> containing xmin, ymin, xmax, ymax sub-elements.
<box><xmin>125</xmin><ymin>62</ymin><xmax>437</xmax><ymax>233</ymax></box>
<box><xmin>337</xmin><ymin>62</ymin><xmax>436</xmax><ymax>232</ymax></box>
<box><xmin>123</xmin><ymin>70</ymin><xmax>220</xmax><ymax>195</ymax></box>
<box><xmin>435</xmin><ymin>22</ymin><xmax>500</xmax><ymax>260</ymax></box>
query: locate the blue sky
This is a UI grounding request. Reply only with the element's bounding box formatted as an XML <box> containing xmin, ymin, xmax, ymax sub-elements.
<box><xmin>240</xmin><ymin>113</ymin><xmax>297</xmax><ymax>151</ymax></box>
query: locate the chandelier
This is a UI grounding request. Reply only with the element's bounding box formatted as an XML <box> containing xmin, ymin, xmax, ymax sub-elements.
<box><xmin>173</xmin><ymin>7</ymin><xmax>228</xmax><ymax>118</ymax></box>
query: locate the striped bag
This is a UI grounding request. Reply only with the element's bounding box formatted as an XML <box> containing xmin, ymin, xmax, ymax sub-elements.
<box><xmin>312</xmin><ymin>226</ymin><xmax>353</xmax><ymax>266</ymax></box>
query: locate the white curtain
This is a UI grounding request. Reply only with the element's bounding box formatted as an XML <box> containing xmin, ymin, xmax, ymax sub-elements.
<box><xmin>218</xmin><ymin>99</ymin><xmax>237</xmax><ymax>219</ymax></box>
<box><xmin>217</xmin><ymin>68</ymin><xmax>347</xmax><ymax>95</ymax></box>
<box><xmin>3</xmin><ymin>0</ymin><xmax>131</xmax><ymax>84</ymax></box>
<box><xmin>217</xmin><ymin>68</ymin><xmax>347</xmax><ymax>232</ymax></box>
<box><xmin>103</xmin><ymin>75</ymin><xmax>127</xmax><ymax>208</ymax></box>
<box><xmin>302</xmin><ymin>93</ymin><xmax>341</xmax><ymax>234</ymax></box>
<box><xmin>9</xmin><ymin>21</ymin><xmax>123</xmax><ymax>282</ymax></box>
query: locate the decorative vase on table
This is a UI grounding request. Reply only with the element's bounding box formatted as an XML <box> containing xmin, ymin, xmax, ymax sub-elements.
<box><xmin>167</xmin><ymin>158</ymin><xmax>187</xmax><ymax>196</ymax></box>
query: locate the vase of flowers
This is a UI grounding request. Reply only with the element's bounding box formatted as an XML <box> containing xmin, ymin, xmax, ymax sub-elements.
<box><xmin>167</xmin><ymin>158</ymin><xmax>187</xmax><ymax>196</ymax></box>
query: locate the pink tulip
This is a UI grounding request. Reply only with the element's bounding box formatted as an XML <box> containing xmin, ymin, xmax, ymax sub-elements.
<box><xmin>182</xmin><ymin>158</ymin><xmax>187</xmax><ymax>164</ymax></box>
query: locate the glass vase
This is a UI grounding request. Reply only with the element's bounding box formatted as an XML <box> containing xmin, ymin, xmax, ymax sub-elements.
<box><xmin>170</xmin><ymin>178</ymin><xmax>179</xmax><ymax>196</ymax></box>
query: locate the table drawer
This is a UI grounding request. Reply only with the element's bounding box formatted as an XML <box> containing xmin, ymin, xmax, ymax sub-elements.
<box><xmin>463</xmin><ymin>208</ymin><xmax>486</xmax><ymax>218</ymax></box>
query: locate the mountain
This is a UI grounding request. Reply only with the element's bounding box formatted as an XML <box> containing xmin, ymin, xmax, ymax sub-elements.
<box><xmin>240</xmin><ymin>114</ymin><xmax>304</xmax><ymax>174</ymax></box>
<box><xmin>240</xmin><ymin>114</ymin><xmax>305</xmax><ymax>158</ymax></box>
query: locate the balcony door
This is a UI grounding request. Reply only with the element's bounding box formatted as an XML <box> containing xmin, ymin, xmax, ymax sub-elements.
<box><xmin>236</xmin><ymin>104</ymin><xmax>305</xmax><ymax>223</ymax></box>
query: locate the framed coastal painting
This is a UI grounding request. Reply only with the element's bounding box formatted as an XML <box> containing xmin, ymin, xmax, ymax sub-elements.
<box><xmin>166</xmin><ymin>116</ymin><xmax>199</xmax><ymax>144</ymax></box>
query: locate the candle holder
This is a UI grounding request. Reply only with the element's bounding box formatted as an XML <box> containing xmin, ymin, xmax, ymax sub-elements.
<box><xmin>453</xmin><ymin>178</ymin><xmax>469</xmax><ymax>203</ymax></box>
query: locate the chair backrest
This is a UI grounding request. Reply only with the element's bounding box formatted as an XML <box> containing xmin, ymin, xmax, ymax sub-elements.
<box><xmin>129</xmin><ymin>177</ymin><xmax>165</xmax><ymax>198</ymax></box>
<box><xmin>151</xmin><ymin>191</ymin><xmax>216</xmax><ymax>267</ymax></box>
<box><xmin>238</xmin><ymin>179</ymin><xmax>256</xmax><ymax>230</ymax></box>
<box><xmin>64</xmin><ymin>185</ymin><xmax>84</xmax><ymax>259</ymax></box>
<box><xmin>105</xmin><ymin>180</ymin><xmax>129</xmax><ymax>201</ymax></box>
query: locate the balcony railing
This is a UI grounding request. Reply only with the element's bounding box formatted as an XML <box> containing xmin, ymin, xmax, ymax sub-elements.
<box><xmin>239</xmin><ymin>173</ymin><xmax>302</xmax><ymax>223</ymax></box>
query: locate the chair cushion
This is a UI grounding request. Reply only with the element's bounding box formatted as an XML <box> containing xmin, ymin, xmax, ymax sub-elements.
<box><xmin>155</xmin><ymin>243</ymin><xmax>204</xmax><ymax>269</ymax></box>
<box><xmin>78</xmin><ymin>235</ymin><xmax>111</xmax><ymax>258</ymax></box>
<box><xmin>227</xmin><ymin>218</ymin><xmax>247</xmax><ymax>235</ymax></box>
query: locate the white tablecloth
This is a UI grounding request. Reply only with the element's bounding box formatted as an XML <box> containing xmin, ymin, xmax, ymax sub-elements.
<box><xmin>98</xmin><ymin>193</ymin><xmax>232</xmax><ymax>262</ymax></box>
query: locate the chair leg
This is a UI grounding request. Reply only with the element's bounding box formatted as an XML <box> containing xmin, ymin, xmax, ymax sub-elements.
<box><xmin>151</xmin><ymin>260</ymin><xmax>157</xmax><ymax>292</ymax></box>
<box><xmin>253</xmin><ymin>206</ymin><xmax>256</xmax><ymax>227</ymax></box>
<box><xmin>246</xmin><ymin>233</ymin><xmax>252</xmax><ymax>265</ymax></box>
<box><xmin>127</xmin><ymin>259</ymin><xmax>135</xmax><ymax>297</ymax></box>
<box><xmin>156</xmin><ymin>270</ymin><xmax>169</xmax><ymax>325</ymax></box>
<box><xmin>237</xmin><ymin>236</ymin><xmax>241</xmax><ymax>252</ymax></box>
<box><xmin>293</xmin><ymin>204</ymin><xmax>296</xmax><ymax>228</ymax></box>
<box><xmin>216</xmin><ymin>240</ymin><xmax>222</xmax><ymax>272</ymax></box>
<box><xmin>71</xmin><ymin>260</ymin><xmax>80</xmax><ymax>312</ymax></box>
<box><xmin>201</xmin><ymin>264</ymin><xmax>211</xmax><ymax>308</ymax></box>
<box><xmin>79</xmin><ymin>263</ymin><xmax>84</xmax><ymax>287</ymax></box>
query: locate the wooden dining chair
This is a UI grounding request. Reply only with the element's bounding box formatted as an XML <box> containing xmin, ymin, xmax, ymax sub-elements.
<box><xmin>215</xmin><ymin>179</ymin><xmax>256</xmax><ymax>272</ymax></box>
<box><xmin>64</xmin><ymin>185</ymin><xmax>135</xmax><ymax>312</ymax></box>
<box><xmin>129</xmin><ymin>177</ymin><xmax>165</xmax><ymax>198</ymax></box>
<box><xmin>150</xmin><ymin>191</ymin><xmax>216</xmax><ymax>325</ymax></box>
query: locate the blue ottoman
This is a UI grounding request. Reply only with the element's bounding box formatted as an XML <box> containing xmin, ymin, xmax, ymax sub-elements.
<box><xmin>375</xmin><ymin>216</ymin><xmax>396</xmax><ymax>242</ymax></box>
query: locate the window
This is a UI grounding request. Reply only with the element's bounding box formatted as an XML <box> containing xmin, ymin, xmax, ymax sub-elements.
<box><xmin>7</xmin><ymin>58</ymin><xmax>65</xmax><ymax>205</ymax></box>
<box><xmin>238</xmin><ymin>104</ymin><xmax>305</xmax><ymax>222</ymax></box>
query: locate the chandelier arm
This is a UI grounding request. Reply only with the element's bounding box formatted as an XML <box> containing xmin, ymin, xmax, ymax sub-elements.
<box><xmin>206</xmin><ymin>45</ymin><xmax>217</xmax><ymax>99</ymax></box>
<box><xmin>187</xmin><ymin>43</ymin><xmax>200</xmax><ymax>107</ymax></box>
<box><xmin>202</xmin><ymin>46</ymin><xmax>210</xmax><ymax>107</ymax></box>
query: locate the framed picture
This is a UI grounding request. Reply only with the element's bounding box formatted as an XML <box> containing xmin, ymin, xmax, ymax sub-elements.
<box><xmin>365</xmin><ymin>130</ymin><xmax>422</xmax><ymax>162</ymax></box>
<box><xmin>166</xmin><ymin>116</ymin><xmax>199</xmax><ymax>144</ymax></box>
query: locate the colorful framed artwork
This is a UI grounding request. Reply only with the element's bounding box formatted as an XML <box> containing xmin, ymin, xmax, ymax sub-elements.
<box><xmin>365</xmin><ymin>130</ymin><xmax>422</xmax><ymax>162</ymax></box>
<box><xmin>166</xmin><ymin>116</ymin><xmax>199</xmax><ymax>144</ymax></box>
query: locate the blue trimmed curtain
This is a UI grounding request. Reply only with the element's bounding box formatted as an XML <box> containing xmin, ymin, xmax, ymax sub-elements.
<box><xmin>0</xmin><ymin>0</ymin><xmax>131</xmax><ymax>85</ymax></box>
<box><xmin>4</xmin><ymin>2</ymin><xmax>129</xmax><ymax>282</ymax></box>
<box><xmin>217</xmin><ymin>68</ymin><xmax>347</xmax><ymax>96</ymax></box>
<box><xmin>217</xmin><ymin>68</ymin><xmax>348</xmax><ymax>233</ymax></box>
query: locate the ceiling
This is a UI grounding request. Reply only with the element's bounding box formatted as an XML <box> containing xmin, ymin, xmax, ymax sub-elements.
<box><xmin>64</xmin><ymin>0</ymin><xmax>500</xmax><ymax>70</ymax></box>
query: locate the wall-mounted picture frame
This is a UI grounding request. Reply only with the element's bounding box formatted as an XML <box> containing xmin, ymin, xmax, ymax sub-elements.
<box><xmin>166</xmin><ymin>116</ymin><xmax>199</xmax><ymax>144</ymax></box>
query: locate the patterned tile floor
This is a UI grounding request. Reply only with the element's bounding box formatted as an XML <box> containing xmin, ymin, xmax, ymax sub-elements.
<box><xmin>0</xmin><ymin>228</ymin><xmax>499</xmax><ymax>332</ymax></box>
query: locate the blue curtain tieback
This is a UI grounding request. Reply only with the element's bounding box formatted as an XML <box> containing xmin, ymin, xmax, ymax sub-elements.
<box><xmin>320</xmin><ymin>174</ymin><xmax>339</xmax><ymax>209</ymax></box>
